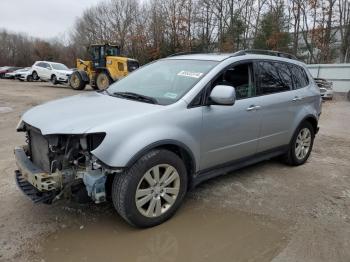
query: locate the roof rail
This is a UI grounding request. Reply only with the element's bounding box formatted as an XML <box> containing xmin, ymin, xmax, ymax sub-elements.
<box><xmin>240</xmin><ymin>49</ymin><xmax>298</xmax><ymax>60</ymax></box>
<box><xmin>230</xmin><ymin>50</ymin><xmax>246</xmax><ymax>57</ymax></box>
<box><xmin>167</xmin><ymin>51</ymin><xmax>202</xmax><ymax>57</ymax></box>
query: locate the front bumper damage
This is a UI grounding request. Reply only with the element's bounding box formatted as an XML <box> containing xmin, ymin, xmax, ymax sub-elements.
<box><xmin>14</xmin><ymin>146</ymin><xmax>59</xmax><ymax>203</ymax></box>
<box><xmin>14</xmin><ymin>145</ymin><xmax>109</xmax><ymax>204</ymax></box>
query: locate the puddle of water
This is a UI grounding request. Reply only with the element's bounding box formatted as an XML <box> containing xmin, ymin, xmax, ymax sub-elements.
<box><xmin>38</xmin><ymin>206</ymin><xmax>289</xmax><ymax>262</ymax></box>
<box><xmin>0</xmin><ymin>107</ymin><xmax>13</xmax><ymax>113</ymax></box>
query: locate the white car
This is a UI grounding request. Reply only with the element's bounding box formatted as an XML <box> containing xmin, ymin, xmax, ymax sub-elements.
<box><xmin>31</xmin><ymin>61</ymin><xmax>73</xmax><ymax>84</ymax></box>
<box><xmin>18</xmin><ymin>68</ymin><xmax>34</xmax><ymax>82</ymax></box>
<box><xmin>314</xmin><ymin>78</ymin><xmax>334</xmax><ymax>100</ymax></box>
<box><xmin>5</xmin><ymin>67</ymin><xmax>31</xmax><ymax>80</ymax></box>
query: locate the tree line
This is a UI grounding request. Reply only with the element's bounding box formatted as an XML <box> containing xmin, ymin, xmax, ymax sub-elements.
<box><xmin>1</xmin><ymin>0</ymin><xmax>350</xmax><ymax>67</ymax></box>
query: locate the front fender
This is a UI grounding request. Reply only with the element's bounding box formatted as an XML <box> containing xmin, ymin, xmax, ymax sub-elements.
<box><xmin>76</xmin><ymin>70</ymin><xmax>90</xmax><ymax>82</ymax></box>
<box><xmin>91</xmin><ymin>126</ymin><xmax>200</xmax><ymax>171</ymax></box>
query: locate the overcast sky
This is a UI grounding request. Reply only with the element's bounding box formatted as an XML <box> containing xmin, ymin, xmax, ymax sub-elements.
<box><xmin>0</xmin><ymin>0</ymin><xmax>105</xmax><ymax>39</ymax></box>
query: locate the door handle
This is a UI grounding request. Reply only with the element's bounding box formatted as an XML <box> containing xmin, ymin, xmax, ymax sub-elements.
<box><xmin>246</xmin><ymin>105</ymin><xmax>261</xmax><ymax>111</ymax></box>
<box><xmin>292</xmin><ymin>96</ymin><xmax>304</xmax><ymax>102</ymax></box>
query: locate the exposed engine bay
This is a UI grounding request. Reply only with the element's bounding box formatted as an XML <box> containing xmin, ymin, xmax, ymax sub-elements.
<box><xmin>15</xmin><ymin>122</ymin><xmax>114</xmax><ymax>204</ymax></box>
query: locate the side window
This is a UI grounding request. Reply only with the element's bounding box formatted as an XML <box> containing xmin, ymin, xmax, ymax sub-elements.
<box><xmin>257</xmin><ymin>61</ymin><xmax>292</xmax><ymax>95</ymax></box>
<box><xmin>37</xmin><ymin>62</ymin><xmax>44</xmax><ymax>67</ymax></box>
<box><xmin>277</xmin><ymin>63</ymin><xmax>293</xmax><ymax>90</ymax></box>
<box><xmin>212</xmin><ymin>62</ymin><xmax>256</xmax><ymax>100</ymax></box>
<box><xmin>289</xmin><ymin>65</ymin><xmax>309</xmax><ymax>89</ymax></box>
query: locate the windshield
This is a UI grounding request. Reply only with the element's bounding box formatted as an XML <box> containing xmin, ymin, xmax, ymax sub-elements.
<box><xmin>107</xmin><ymin>59</ymin><xmax>218</xmax><ymax>105</ymax></box>
<box><xmin>51</xmin><ymin>63</ymin><xmax>69</xmax><ymax>70</ymax></box>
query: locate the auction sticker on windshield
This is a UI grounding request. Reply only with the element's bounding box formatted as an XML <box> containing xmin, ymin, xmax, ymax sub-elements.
<box><xmin>177</xmin><ymin>71</ymin><xmax>203</xmax><ymax>78</ymax></box>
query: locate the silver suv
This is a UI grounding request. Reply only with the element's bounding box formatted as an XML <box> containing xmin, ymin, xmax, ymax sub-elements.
<box><xmin>14</xmin><ymin>50</ymin><xmax>321</xmax><ymax>227</ymax></box>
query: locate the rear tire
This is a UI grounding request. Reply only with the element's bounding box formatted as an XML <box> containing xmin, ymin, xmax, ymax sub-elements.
<box><xmin>96</xmin><ymin>72</ymin><xmax>111</xmax><ymax>90</ymax></box>
<box><xmin>284</xmin><ymin>121</ymin><xmax>315</xmax><ymax>166</ymax></box>
<box><xmin>112</xmin><ymin>149</ymin><xmax>188</xmax><ymax>228</ymax></box>
<box><xmin>69</xmin><ymin>72</ymin><xmax>86</xmax><ymax>90</ymax></box>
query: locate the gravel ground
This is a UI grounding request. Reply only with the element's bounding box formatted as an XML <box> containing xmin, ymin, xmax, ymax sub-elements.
<box><xmin>0</xmin><ymin>79</ymin><xmax>349</xmax><ymax>262</ymax></box>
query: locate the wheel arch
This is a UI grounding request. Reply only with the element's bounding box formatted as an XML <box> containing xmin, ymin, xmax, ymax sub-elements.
<box><xmin>95</xmin><ymin>67</ymin><xmax>113</xmax><ymax>80</ymax></box>
<box><xmin>74</xmin><ymin>70</ymin><xmax>90</xmax><ymax>82</ymax></box>
<box><xmin>288</xmin><ymin>113</ymin><xmax>319</xmax><ymax>147</ymax></box>
<box><xmin>126</xmin><ymin>140</ymin><xmax>196</xmax><ymax>189</ymax></box>
<box><xmin>300</xmin><ymin>114</ymin><xmax>318</xmax><ymax>134</ymax></box>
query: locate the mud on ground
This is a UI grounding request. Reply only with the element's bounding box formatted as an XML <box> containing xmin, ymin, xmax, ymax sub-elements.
<box><xmin>0</xmin><ymin>80</ymin><xmax>349</xmax><ymax>262</ymax></box>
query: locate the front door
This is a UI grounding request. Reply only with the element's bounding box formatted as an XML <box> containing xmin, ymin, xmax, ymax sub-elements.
<box><xmin>41</xmin><ymin>62</ymin><xmax>52</xmax><ymax>80</ymax></box>
<box><xmin>200</xmin><ymin>62</ymin><xmax>261</xmax><ymax>170</ymax></box>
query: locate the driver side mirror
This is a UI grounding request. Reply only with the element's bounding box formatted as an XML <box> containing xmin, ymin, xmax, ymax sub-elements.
<box><xmin>209</xmin><ymin>85</ymin><xmax>236</xmax><ymax>106</ymax></box>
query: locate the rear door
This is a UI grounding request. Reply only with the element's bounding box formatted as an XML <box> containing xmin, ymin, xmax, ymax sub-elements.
<box><xmin>255</xmin><ymin>61</ymin><xmax>298</xmax><ymax>152</ymax></box>
<box><xmin>289</xmin><ymin>64</ymin><xmax>312</xmax><ymax>105</ymax></box>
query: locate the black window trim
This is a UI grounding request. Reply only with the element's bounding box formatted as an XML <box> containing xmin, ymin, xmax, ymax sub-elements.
<box><xmin>188</xmin><ymin>58</ymin><xmax>309</xmax><ymax>108</ymax></box>
<box><xmin>188</xmin><ymin>59</ymin><xmax>257</xmax><ymax>108</ymax></box>
<box><xmin>288</xmin><ymin>63</ymin><xmax>310</xmax><ymax>90</ymax></box>
<box><xmin>255</xmin><ymin>59</ymin><xmax>295</xmax><ymax>97</ymax></box>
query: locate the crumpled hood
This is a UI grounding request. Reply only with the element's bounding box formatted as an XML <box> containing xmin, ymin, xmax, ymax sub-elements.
<box><xmin>22</xmin><ymin>92</ymin><xmax>162</xmax><ymax>135</ymax></box>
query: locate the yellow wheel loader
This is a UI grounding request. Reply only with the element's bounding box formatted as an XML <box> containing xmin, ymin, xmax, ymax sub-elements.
<box><xmin>69</xmin><ymin>44</ymin><xmax>139</xmax><ymax>90</ymax></box>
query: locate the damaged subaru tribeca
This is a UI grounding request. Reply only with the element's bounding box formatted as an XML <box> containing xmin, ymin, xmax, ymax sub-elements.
<box><xmin>14</xmin><ymin>51</ymin><xmax>321</xmax><ymax>227</ymax></box>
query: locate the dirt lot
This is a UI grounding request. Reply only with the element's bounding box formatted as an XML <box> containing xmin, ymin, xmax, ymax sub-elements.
<box><xmin>0</xmin><ymin>79</ymin><xmax>349</xmax><ymax>262</ymax></box>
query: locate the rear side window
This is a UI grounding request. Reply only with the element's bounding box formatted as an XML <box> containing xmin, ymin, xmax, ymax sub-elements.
<box><xmin>289</xmin><ymin>65</ymin><xmax>309</xmax><ymax>89</ymax></box>
<box><xmin>257</xmin><ymin>61</ymin><xmax>293</xmax><ymax>95</ymax></box>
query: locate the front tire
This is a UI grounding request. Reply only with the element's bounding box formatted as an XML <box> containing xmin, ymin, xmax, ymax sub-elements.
<box><xmin>51</xmin><ymin>75</ymin><xmax>58</xmax><ymax>85</ymax></box>
<box><xmin>32</xmin><ymin>71</ymin><xmax>39</xmax><ymax>81</ymax></box>
<box><xmin>69</xmin><ymin>72</ymin><xmax>86</xmax><ymax>90</ymax></box>
<box><xmin>26</xmin><ymin>75</ymin><xmax>33</xmax><ymax>82</ymax></box>
<box><xmin>112</xmin><ymin>149</ymin><xmax>188</xmax><ymax>228</ymax></box>
<box><xmin>284</xmin><ymin>121</ymin><xmax>315</xmax><ymax>166</ymax></box>
<box><xmin>96</xmin><ymin>72</ymin><xmax>111</xmax><ymax>90</ymax></box>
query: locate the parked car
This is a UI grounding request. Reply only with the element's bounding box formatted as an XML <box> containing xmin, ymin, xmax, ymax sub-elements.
<box><xmin>0</xmin><ymin>66</ymin><xmax>21</xmax><ymax>78</ymax></box>
<box><xmin>15</xmin><ymin>50</ymin><xmax>321</xmax><ymax>227</ymax></box>
<box><xmin>31</xmin><ymin>61</ymin><xmax>73</xmax><ymax>84</ymax></box>
<box><xmin>17</xmin><ymin>68</ymin><xmax>34</xmax><ymax>82</ymax></box>
<box><xmin>4</xmin><ymin>68</ymin><xmax>29</xmax><ymax>79</ymax></box>
<box><xmin>314</xmin><ymin>78</ymin><xmax>333</xmax><ymax>100</ymax></box>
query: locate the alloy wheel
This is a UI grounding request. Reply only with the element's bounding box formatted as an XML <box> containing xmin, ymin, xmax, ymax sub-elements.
<box><xmin>135</xmin><ymin>164</ymin><xmax>180</xmax><ymax>218</ymax></box>
<box><xmin>295</xmin><ymin>128</ymin><xmax>311</xmax><ymax>160</ymax></box>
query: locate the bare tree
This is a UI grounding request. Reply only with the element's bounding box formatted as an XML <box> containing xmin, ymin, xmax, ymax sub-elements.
<box><xmin>338</xmin><ymin>0</ymin><xmax>350</xmax><ymax>62</ymax></box>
